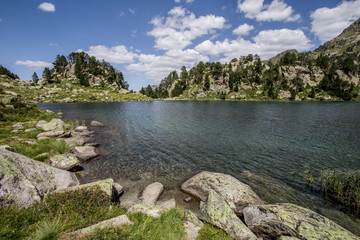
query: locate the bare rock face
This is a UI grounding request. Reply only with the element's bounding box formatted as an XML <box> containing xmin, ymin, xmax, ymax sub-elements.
<box><xmin>243</xmin><ymin>203</ymin><xmax>360</xmax><ymax>240</ymax></box>
<box><xmin>48</xmin><ymin>153</ymin><xmax>82</xmax><ymax>171</ymax></box>
<box><xmin>74</xmin><ymin>146</ymin><xmax>98</xmax><ymax>161</ymax></box>
<box><xmin>0</xmin><ymin>149</ymin><xmax>79</xmax><ymax>207</ymax></box>
<box><xmin>198</xmin><ymin>190</ymin><xmax>257</xmax><ymax>240</ymax></box>
<box><xmin>139</xmin><ymin>182</ymin><xmax>164</xmax><ymax>204</ymax></box>
<box><xmin>181</xmin><ymin>171</ymin><xmax>263</xmax><ymax>215</ymax></box>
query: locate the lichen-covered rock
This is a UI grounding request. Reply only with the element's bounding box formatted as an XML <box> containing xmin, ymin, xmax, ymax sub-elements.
<box><xmin>42</xmin><ymin>118</ymin><xmax>65</xmax><ymax>132</ymax></box>
<box><xmin>73</xmin><ymin>214</ymin><xmax>132</xmax><ymax>235</ymax></box>
<box><xmin>181</xmin><ymin>171</ymin><xmax>263</xmax><ymax>215</ymax></box>
<box><xmin>36</xmin><ymin>120</ymin><xmax>47</xmax><ymax>129</ymax></box>
<box><xmin>37</xmin><ymin>130</ymin><xmax>64</xmax><ymax>139</ymax></box>
<box><xmin>0</xmin><ymin>149</ymin><xmax>79</xmax><ymax>207</ymax></box>
<box><xmin>243</xmin><ymin>203</ymin><xmax>360</xmax><ymax>240</ymax></box>
<box><xmin>49</xmin><ymin>153</ymin><xmax>82</xmax><ymax>171</ymax></box>
<box><xmin>64</xmin><ymin>136</ymin><xmax>86</xmax><ymax>148</ymax></box>
<box><xmin>74</xmin><ymin>146</ymin><xmax>98</xmax><ymax>161</ymax></box>
<box><xmin>198</xmin><ymin>190</ymin><xmax>257</xmax><ymax>240</ymax></box>
<box><xmin>139</xmin><ymin>182</ymin><xmax>164</xmax><ymax>204</ymax></box>
<box><xmin>184</xmin><ymin>209</ymin><xmax>204</xmax><ymax>240</ymax></box>
<box><xmin>128</xmin><ymin>203</ymin><xmax>165</xmax><ymax>218</ymax></box>
<box><xmin>49</xmin><ymin>178</ymin><xmax>114</xmax><ymax>200</ymax></box>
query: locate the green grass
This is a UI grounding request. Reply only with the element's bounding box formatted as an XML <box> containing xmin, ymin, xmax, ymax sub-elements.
<box><xmin>197</xmin><ymin>224</ymin><xmax>232</xmax><ymax>240</ymax></box>
<box><xmin>320</xmin><ymin>169</ymin><xmax>360</xmax><ymax>215</ymax></box>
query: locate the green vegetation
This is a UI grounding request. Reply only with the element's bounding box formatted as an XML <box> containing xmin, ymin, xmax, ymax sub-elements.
<box><xmin>0</xmin><ymin>65</ymin><xmax>19</xmax><ymax>80</ymax></box>
<box><xmin>304</xmin><ymin>169</ymin><xmax>360</xmax><ymax>216</ymax></box>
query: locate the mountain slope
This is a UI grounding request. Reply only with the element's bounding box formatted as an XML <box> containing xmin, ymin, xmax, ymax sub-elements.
<box><xmin>142</xmin><ymin>18</ymin><xmax>360</xmax><ymax>101</ymax></box>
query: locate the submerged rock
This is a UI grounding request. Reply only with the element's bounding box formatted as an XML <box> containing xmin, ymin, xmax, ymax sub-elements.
<box><xmin>181</xmin><ymin>171</ymin><xmax>263</xmax><ymax>215</ymax></box>
<box><xmin>139</xmin><ymin>182</ymin><xmax>164</xmax><ymax>204</ymax></box>
<box><xmin>90</xmin><ymin>120</ymin><xmax>104</xmax><ymax>127</ymax></box>
<box><xmin>0</xmin><ymin>149</ymin><xmax>79</xmax><ymax>207</ymax></box>
<box><xmin>243</xmin><ymin>203</ymin><xmax>360</xmax><ymax>240</ymax></box>
<box><xmin>49</xmin><ymin>153</ymin><xmax>82</xmax><ymax>171</ymax></box>
<box><xmin>198</xmin><ymin>190</ymin><xmax>257</xmax><ymax>240</ymax></box>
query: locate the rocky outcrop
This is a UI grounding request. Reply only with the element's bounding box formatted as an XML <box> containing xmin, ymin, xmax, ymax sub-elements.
<box><xmin>0</xmin><ymin>149</ymin><xmax>79</xmax><ymax>207</ymax></box>
<box><xmin>48</xmin><ymin>153</ymin><xmax>82</xmax><ymax>171</ymax></box>
<box><xmin>243</xmin><ymin>203</ymin><xmax>360</xmax><ymax>240</ymax></box>
<box><xmin>181</xmin><ymin>171</ymin><xmax>263</xmax><ymax>215</ymax></box>
<box><xmin>198</xmin><ymin>190</ymin><xmax>257</xmax><ymax>240</ymax></box>
<box><xmin>139</xmin><ymin>182</ymin><xmax>164</xmax><ymax>204</ymax></box>
<box><xmin>73</xmin><ymin>215</ymin><xmax>132</xmax><ymax>235</ymax></box>
<box><xmin>74</xmin><ymin>146</ymin><xmax>98</xmax><ymax>161</ymax></box>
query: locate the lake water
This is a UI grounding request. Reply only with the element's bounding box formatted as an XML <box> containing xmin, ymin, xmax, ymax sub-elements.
<box><xmin>38</xmin><ymin>101</ymin><xmax>360</xmax><ymax>234</ymax></box>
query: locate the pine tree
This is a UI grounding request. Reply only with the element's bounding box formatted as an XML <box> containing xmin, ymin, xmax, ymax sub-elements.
<box><xmin>32</xmin><ymin>72</ymin><xmax>39</xmax><ymax>83</ymax></box>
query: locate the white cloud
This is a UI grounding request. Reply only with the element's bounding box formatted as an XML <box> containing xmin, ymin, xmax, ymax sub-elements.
<box><xmin>311</xmin><ymin>0</ymin><xmax>360</xmax><ymax>42</ymax></box>
<box><xmin>38</xmin><ymin>2</ymin><xmax>55</xmax><ymax>12</ymax></box>
<box><xmin>119</xmin><ymin>11</ymin><xmax>125</xmax><ymax>17</ymax></box>
<box><xmin>129</xmin><ymin>8</ymin><xmax>135</xmax><ymax>14</ymax></box>
<box><xmin>84</xmin><ymin>45</ymin><xmax>137</xmax><ymax>64</ymax></box>
<box><xmin>186</xmin><ymin>0</ymin><xmax>195</xmax><ymax>3</ymax></box>
<box><xmin>148</xmin><ymin>6</ymin><xmax>226</xmax><ymax>50</ymax></box>
<box><xmin>237</xmin><ymin>0</ymin><xmax>300</xmax><ymax>22</ymax></box>
<box><xmin>175</xmin><ymin>0</ymin><xmax>181</xmax><ymax>2</ymax></box>
<box><xmin>15</xmin><ymin>60</ymin><xmax>52</xmax><ymax>69</ymax></box>
<box><xmin>195</xmin><ymin>28</ymin><xmax>313</xmax><ymax>61</ymax></box>
<box><xmin>233</xmin><ymin>23</ymin><xmax>254</xmax><ymax>36</ymax></box>
<box><xmin>127</xmin><ymin>49</ymin><xmax>208</xmax><ymax>81</ymax></box>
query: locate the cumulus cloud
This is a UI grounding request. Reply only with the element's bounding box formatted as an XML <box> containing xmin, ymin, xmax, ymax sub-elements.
<box><xmin>129</xmin><ymin>8</ymin><xmax>135</xmax><ymax>14</ymax></box>
<box><xmin>311</xmin><ymin>0</ymin><xmax>360</xmax><ymax>42</ymax></box>
<box><xmin>15</xmin><ymin>60</ymin><xmax>52</xmax><ymax>69</ymax></box>
<box><xmin>195</xmin><ymin>28</ymin><xmax>313</xmax><ymax>61</ymax></box>
<box><xmin>38</xmin><ymin>2</ymin><xmax>55</xmax><ymax>12</ymax></box>
<box><xmin>233</xmin><ymin>23</ymin><xmax>254</xmax><ymax>36</ymax></box>
<box><xmin>148</xmin><ymin>6</ymin><xmax>226</xmax><ymax>50</ymax></box>
<box><xmin>174</xmin><ymin>0</ymin><xmax>194</xmax><ymax>3</ymax></box>
<box><xmin>238</xmin><ymin>0</ymin><xmax>300</xmax><ymax>22</ymax></box>
<box><xmin>83</xmin><ymin>45</ymin><xmax>136</xmax><ymax>64</ymax></box>
<box><xmin>127</xmin><ymin>49</ymin><xmax>208</xmax><ymax>80</ymax></box>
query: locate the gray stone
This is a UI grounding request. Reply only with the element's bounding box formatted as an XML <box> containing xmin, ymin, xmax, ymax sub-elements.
<box><xmin>36</xmin><ymin>120</ymin><xmax>47</xmax><ymax>129</ymax></box>
<box><xmin>90</xmin><ymin>120</ymin><xmax>104</xmax><ymax>127</ymax></box>
<box><xmin>243</xmin><ymin>203</ymin><xmax>360</xmax><ymax>240</ymax></box>
<box><xmin>25</xmin><ymin>128</ymin><xmax>37</xmax><ymax>132</ymax></box>
<box><xmin>0</xmin><ymin>149</ymin><xmax>79</xmax><ymax>207</ymax></box>
<box><xmin>184</xmin><ymin>221</ymin><xmax>202</xmax><ymax>240</ymax></box>
<box><xmin>198</xmin><ymin>190</ymin><xmax>257</xmax><ymax>240</ymax></box>
<box><xmin>42</xmin><ymin>118</ymin><xmax>65</xmax><ymax>132</ymax></box>
<box><xmin>139</xmin><ymin>182</ymin><xmax>164</xmax><ymax>204</ymax></box>
<box><xmin>157</xmin><ymin>198</ymin><xmax>176</xmax><ymax>210</ymax></box>
<box><xmin>12</xmin><ymin>123</ymin><xmax>24</xmax><ymax>131</ymax></box>
<box><xmin>184</xmin><ymin>197</ymin><xmax>192</xmax><ymax>203</ymax></box>
<box><xmin>74</xmin><ymin>126</ymin><xmax>88</xmax><ymax>132</ymax></box>
<box><xmin>49</xmin><ymin>153</ymin><xmax>82</xmax><ymax>171</ymax></box>
<box><xmin>4</xmin><ymin>91</ymin><xmax>18</xmax><ymax>96</ymax></box>
<box><xmin>74</xmin><ymin>146</ymin><xmax>98</xmax><ymax>161</ymax></box>
<box><xmin>181</xmin><ymin>171</ymin><xmax>263</xmax><ymax>215</ymax></box>
<box><xmin>64</xmin><ymin>136</ymin><xmax>86</xmax><ymax>148</ymax></box>
<box><xmin>37</xmin><ymin>130</ymin><xmax>64</xmax><ymax>139</ymax></box>
<box><xmin>128</xmin><ymin>203</ymin><xmax>164</xmax><ymax>218</ymax></box>
<box><xmin>73</xmin><ymin>215</ymin><xmax>132</xmax><ymax>235</ymax></box>
<box><xmin>5</xmin><ymin>105</ymin><xmax>15</xmax><ymax>109</ymax></box>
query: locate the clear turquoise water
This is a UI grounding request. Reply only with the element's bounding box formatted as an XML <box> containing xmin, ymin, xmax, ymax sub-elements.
<box><xmin>39</xmin><ymin>101</ymin><xmax>360</xmax><ymax>233</ymax></box>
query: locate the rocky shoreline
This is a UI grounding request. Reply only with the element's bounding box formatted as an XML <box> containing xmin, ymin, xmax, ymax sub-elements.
<box><xmin>0</xmin><ymin>118</ymin><xmax>360</xmax><ymax>239</ymax></box>
<box><xmin>1</xmin><ymin>117</ymin><xmax>359</xmax><ymax>239</ymax></box>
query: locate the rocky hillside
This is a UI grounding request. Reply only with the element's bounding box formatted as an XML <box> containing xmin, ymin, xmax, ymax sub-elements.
<box><xmin>0</xmin><ymin>53</ymin><xmax>152</xmax><ymax>103</ymax></box>
<box><xmin>143</xmin><ymin>18</ymin><xmax>360</xmax><ymax>101</ymax></box>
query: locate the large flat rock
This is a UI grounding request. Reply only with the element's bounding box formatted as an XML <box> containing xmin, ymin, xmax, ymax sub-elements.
<box><xmin>181</xmin><ymin>171</ymin><xmax>263</xmax><ymax>214</ymax></box>
<box><xmin>139</xmin><ymin>182</ymin><xmax>164</xmax><ymax>204</ymax></box>
<box><xmin>74</xmin><ymin>146</ymin><xmax>98</xmax><ymax>161</ymax></box>
<box><xmin>243</xmin><ymin>203</ymin><xmax>360</xmax><ymax>240</ymax></box>
<box><xmin>0</xmin><ymin>149</ymin><xmax>79</xmax><ymax>207</ymax></box>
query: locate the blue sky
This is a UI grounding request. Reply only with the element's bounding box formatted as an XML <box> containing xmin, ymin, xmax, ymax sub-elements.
<box><xmin>1</xmin><ymin>0</ymin><xmax>360</xmax><ymax>90</ymax></box>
